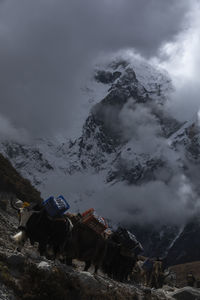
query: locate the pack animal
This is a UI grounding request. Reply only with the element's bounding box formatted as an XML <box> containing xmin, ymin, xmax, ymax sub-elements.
<box><xmin>64</xmin><ymin>218</ymin><xmax>106</xmax><ymax>273</ymax></box>
<box><xmin>102</xmin><ymin>227</ymin><xmax>143</xmax><ymax>281</ymax></box>
<box><xmin>11</xmin><ymin>199</ymin><xmax>73</xmax><ymax>258</ymax></box>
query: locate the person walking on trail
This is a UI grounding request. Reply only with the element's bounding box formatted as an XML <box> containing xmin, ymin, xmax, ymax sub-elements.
<box><xmin>187</xmin><ymin>271</ymin><xmax>196</xmax><ymax>287</ymax></box>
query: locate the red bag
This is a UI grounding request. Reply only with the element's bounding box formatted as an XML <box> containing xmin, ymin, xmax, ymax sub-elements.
<box><xmin>82</xmin><ymin>208</ymin><xmax>108</xmax><ymax>234</ymax></box>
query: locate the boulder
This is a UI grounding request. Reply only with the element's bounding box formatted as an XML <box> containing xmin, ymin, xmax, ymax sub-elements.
<box><xmin>170</xmin><ymin>286</ymin><xmax>200</xmax><ymax>300</ymax></box>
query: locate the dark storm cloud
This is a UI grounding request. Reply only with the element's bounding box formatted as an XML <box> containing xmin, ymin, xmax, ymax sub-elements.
<box><xmin>0</xmin><ymin>0</ymin><xmax>192</xmax><ymax>137</ymax></box>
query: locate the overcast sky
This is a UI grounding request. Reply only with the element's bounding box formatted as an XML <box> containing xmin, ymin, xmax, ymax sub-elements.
<box><xmin>0</xmin><ymin>0</ymin><xmax>198</xmax><ymax>139</ymax></box>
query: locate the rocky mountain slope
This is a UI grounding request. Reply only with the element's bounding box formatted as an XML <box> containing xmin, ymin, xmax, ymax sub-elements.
<box><xmin>1</xmin><ymin>55</ymin><xmax>200</xmax><ymax>265</ymax></box>
<box><xmin>0</xmin><ymin>193</ymin><xmax>178</xmax><ymax>300</ymax></box>
<box><xmin>2</xmin><ymin>190</ymin><xmax>200</xmax><ymax>300</ymax></box>
<box><xmin>0</xmin><ymin>153</ymin><xmax>41</xmax><ymax>204</ymax></box>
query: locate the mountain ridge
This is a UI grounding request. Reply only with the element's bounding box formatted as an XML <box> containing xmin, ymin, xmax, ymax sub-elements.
<box><xmin>1</xmin><ymin>56</ymin><xmax>200</xmax><ymax>264</ymax></box>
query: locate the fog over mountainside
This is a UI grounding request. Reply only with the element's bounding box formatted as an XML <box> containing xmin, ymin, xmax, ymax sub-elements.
<box><xmin>1</xmin><ymin>0</ymin><xmax>200</xmax><ymax>262</ymax></box>
<box><xmin>1</xmin><ymin>54</ymin><xmax>200</xmax><ymax>262</ymax></box>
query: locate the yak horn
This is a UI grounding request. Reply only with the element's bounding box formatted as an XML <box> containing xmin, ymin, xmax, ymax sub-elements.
<box><xmin>10</xmin><ymin>198</ymin><xmax>23</xmax><ymax>210</ymax></box>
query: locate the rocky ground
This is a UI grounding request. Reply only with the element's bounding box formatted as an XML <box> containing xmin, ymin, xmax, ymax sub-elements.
<box><xmin>1</xmin><ymin>200</ymin><xmax>200</xmax><ymax>300</ymax></box>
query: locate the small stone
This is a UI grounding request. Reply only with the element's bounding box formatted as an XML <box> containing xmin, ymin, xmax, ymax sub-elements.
<box><xmin>37</xmin><ymin>261</ymin><xmax>51</xmax><ymax>270</ymax></box>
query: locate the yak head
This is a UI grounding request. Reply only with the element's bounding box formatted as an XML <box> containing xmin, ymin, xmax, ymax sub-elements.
<box><xmin>10</xmin><ymin>198</ymin><xmax>34</xmax><ymax>227</ymax></box>
<box><xmin>10</xmin><ymin>198</ymin><xmax>34</xmax><ymax>248</ymax></box>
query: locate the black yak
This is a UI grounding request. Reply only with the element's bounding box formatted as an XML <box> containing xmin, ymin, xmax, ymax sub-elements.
<box><xmin>64</xmin><ymin>216</ymin><xmax>106</xmax><ymax>273</ymax></box>
<box><xmin>11</xmin><ymin>199</ymin><xmax>73</xmax><ymax>258</ymax></box>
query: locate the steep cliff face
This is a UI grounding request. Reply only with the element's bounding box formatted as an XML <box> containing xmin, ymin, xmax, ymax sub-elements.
<box><xmin>165</xmin><ymin>219</ymin><xmax>200</xmax><ymax>266</ymax></box>
<box><xmin>66</xmin><ymin>58</ymin><xmax>181</xmax><ymax>186</ymax></box>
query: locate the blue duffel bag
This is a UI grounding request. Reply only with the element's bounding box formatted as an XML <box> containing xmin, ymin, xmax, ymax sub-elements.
<box><xmin>42</xmin><ymin>195</ymin><xmax>70</xmax><ymax>217</ymax></box>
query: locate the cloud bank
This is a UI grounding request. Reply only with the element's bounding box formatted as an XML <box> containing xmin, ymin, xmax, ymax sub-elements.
<box><xmin>43</xmin><ymin>169</ymin><xmax>199</xmax><ymax>227</ymax></box>
<box><xmin>0</xmin><ymin>0</ymin><xmax>192</xmax><ymax>138</ymax></box>
<box><xmin>156</xmin><ymin>0</ymin><xmax>200</xmax><ymax>122</ymax></box>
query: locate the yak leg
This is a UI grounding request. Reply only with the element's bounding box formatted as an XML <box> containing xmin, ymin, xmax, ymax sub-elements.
<box><xmin>142</xmin><ymin>270</ymin><xmax>148</xmax><ymax>286</ymax></box>
<box><xmin>84</xmin><ymin>260</ymin><xmax>91</xmax><ymax>271</ymax></box>
<box><xmin>94</xmin><ymin>265</ymin><xmax>99</xmax><ymax>274</ymax></box>
<box><xmin>38</xmin><ymin>242</ymin><xmax>47</xmax><ymax>256</ymax></box>
<box><xmin>93</xmin><ymin>240</ymin><xmax>106</xmax><ymax>275</ymax></box>
<box><xmin>147</xmin><ymin>270</ymin><xmax>153</xmax><ymax>287</ymax></box>
<box><xmin>66</xmin><ymin>258</ymin><xmax>73</xmax><ymax>266</ymax></box>
<box><xmin>52</xmin><ymin>244</ymin><xmax>60</xmax><ymax>260</ymax></box>
<box><xmin>12</xmin><ymin>231</ymin><xmax>27</xmax><ymax>252</ymax></box>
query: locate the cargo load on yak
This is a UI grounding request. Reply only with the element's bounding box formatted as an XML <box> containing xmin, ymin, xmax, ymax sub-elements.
<box><xmin>81</xmin><ymin>208</ymin><xmax>108</xmax><ymax>234</ymax></box>
<box><xmin>42</xmin><ymin>195</ymin><xmax>70</xmax><ymax>217</ymax></box>
<box><xmin>112</xmin><ymin>227</ymin><xmax>143</xmax><ymax>256</ymax></box>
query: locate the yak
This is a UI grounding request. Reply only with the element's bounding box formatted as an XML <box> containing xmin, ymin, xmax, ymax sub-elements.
<box><xmin>11</xmin><ymin>198</ymin><xmax>73</xmax><ymax>258</ymax></box>
<box><xmin>64</xmin><ymin>220</ymin><xmax>143</xmax><ymax>279</ymax></box>
<box><xmin>11</xmin><ymin>201</ymin><xmax>143</xmax><ymax>282</ymax></box>
<box><xmin>102</xmin><ymin>227</ymin><xmax>144</xmax><ymax>281</ymax></box>
<box><xmin>64</xmin><ymin>216</ymin><xmax>106</xmax><ymax>273</ymax></box>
